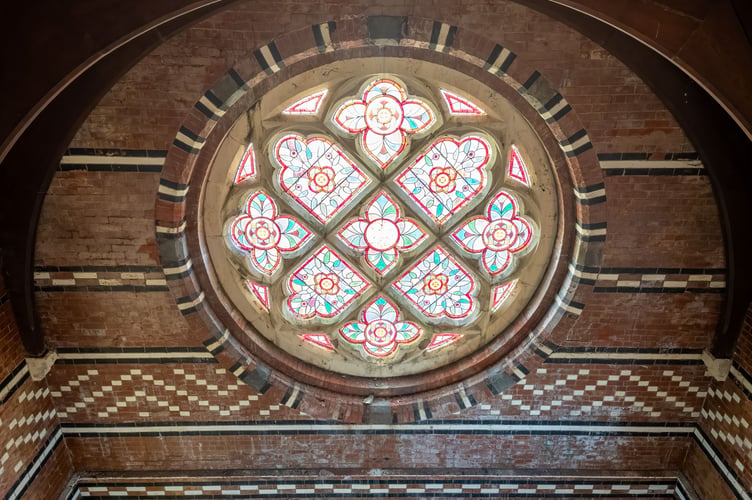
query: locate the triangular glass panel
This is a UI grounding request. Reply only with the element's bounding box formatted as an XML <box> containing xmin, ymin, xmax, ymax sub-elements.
<box><xmin>283</xmin><ymin>89</ymin><xmax>328</xmax><ymax>115</ymax></box>
<box><xmin>508</xmin><ymin>144</ymin><xmax>530</xmax><ymax>186</ymax></box>
<box><xmin>245</xmin><ymin>280</ymin><xmax>269</xmax><ymax>310</ymax></box>
<box><xmin>440</xmin><ymin>89</ymin><xmax>485</xmax><ymax>115</ymax></box>
<box><xmin>426</xmin><ymin>333</ymin><xmax>462</xmax><ymax>351</ymax></box>
<box><xmin>234</xmin><ymin>144</ymin><xmax>256</xmax><ymax>184</ymax></box>
<box><xmin>491</xmin><ymin>280</ymin><xmax>518</xmax><ymax>312</ymax></box>
<box><xmin>301</xmin><ymin>333</ymin><xmax>335</xmax><ymax>351</ymax></box>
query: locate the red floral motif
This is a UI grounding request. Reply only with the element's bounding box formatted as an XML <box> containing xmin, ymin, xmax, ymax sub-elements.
<box><xmin>422</xmin><ymin>274</ymin><xmax>449</xmax><ymax>295</ymax></box>
<box><xmin>229</xmin><ymin>190</ymin><xmax>312</xmax><ymax>275</ymax></box>
<box><xmin>451</xmin><ymin>190</ymin><xmax>533</xmax><ymax>277</ymax></box>
<box><xmin>428</xmin><ymin>166</ymin><xmax>458</xmax><ymax>194</ymax></box>
<box><xmin>332</xmin><ymin>78</ymin><xmax>436</xmax><ymax>169</ymax></box>
<box><xmin>314</xmin><ymin>273</ymin><xmax>340</xmax><ymax>295</ymax></box>
<box><xmin>340</xmin><ymin>296</ymin><xmax>422</xmax><ymax>358</ymax></box>
<box><xmin>307</xmin><ymin>165</ymin><xmax>335</xmax><ymax>193</ymax></box>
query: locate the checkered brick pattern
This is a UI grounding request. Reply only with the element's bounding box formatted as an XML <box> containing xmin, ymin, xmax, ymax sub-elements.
<box><xmin>465</xmin><ymin>365</ymin><xmax>708</xmax><ymax>420</ymax></box>
<box><xmin>73</xmin><ymin>477</ymin><xmax>677</xmax><ymax>498</ymax></box>
<box><xmin>48</xmin><ymin>365</ymin><xmax>301</xmax><ymax>421</ymax></box>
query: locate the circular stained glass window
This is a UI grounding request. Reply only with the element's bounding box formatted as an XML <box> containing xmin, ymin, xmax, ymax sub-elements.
<box><xmin>202</xmin><ymin>60</ymin><xmax>559</xmax><ymax>379</ymax></box>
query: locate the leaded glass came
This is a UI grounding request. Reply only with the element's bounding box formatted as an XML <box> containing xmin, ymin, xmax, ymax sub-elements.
<box><xmin>208</xmin><ymin>68</ymin><xmax>555</xmax><ymax>375</ymax></box>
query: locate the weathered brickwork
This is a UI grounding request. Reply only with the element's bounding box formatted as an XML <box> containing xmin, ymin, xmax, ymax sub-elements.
<box><xmin>70</xmin><ymin>1</ymin><xmax>692</xmax><ymax>156</ymax></box>
<box><xmin>685</xmin><ymin>304</ymin><xmax>752</xmax><ymax>497</ymax></box>
<box><xmin>36</xmin><ymin>171</ymin><xmax>161</xmax><ymax>267</ymax></box>
<box><xmin>0</xmin><ymin>281</ymin><xmax>74</xmax><ymax>498</ymax></box>
<box><xmin>16</xmin><ymin>1</ymin><xmax>745</xmax><ymax>498</ymax></box>
<box><xmin>36</xmin><ymin>291</ymin><xmax>198</xmax><ymax>348</ymax></box>
<box><xmin>602</xmin><ymin>176</ymin><xmax>724</xmax><ymax>268</ymax></box>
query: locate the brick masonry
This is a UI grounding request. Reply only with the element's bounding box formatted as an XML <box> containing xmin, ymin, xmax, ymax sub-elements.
<box><xmin>0</xmin><ymin>279</ymin><xmax>74</xmax><ymax>499</ymax></box>
<box><xmin>12</xmin><ymin>1</ymin><xmax>747</xmax><ymax>499</ymax></box>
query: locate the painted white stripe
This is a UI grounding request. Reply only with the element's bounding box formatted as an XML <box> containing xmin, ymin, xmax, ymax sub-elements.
<box><xmin>62</xmin><ymin>422</ymin><xmax>695</xmax><ymax>435</ymax></box>
<box><xmin>568</xmin><ymin>263</ymin><xmax>598</xmax><ymax>282</ymax></box>
<box><xmin>259</xmin><ymin>45</ymin><xmax>281</xmax><ymax>73</ymax></box>
<box><xmin>177</xmin><ymin>292</ymin><xmax>204</xmax><ymax>311</ymax></box>
<box><xmin>61</xmin><ymin>155</ymin><xmax>164</xmax><ymax>166</ymax></box>
<box><xmin>283</xmin><ymin>386</ymin><xmax>300</xmax><ymax>407</ymax></box>
<box><xmin>206</xmin><ymin>329</ymin><xmax>230</xmax><ymax>353</ymax></box>
<box><xmin>561</xmin><ymin>134</ymin><xmax>591</xmax><ymax>153</ymax></box>
<box><xmin>198</xmin><ymin>95</ymin><xmax>224</xmax><ymax>118</ymax></box>
<box><xmin>616</xmin><ymin>280</ymin><xmax>641</xmax><ymax>288</ymax></box>
<box><xmin>663</xmin><ymin>281</ymin><xmax>688</xmax><ymax>288</ymax></box>
<box><xmin>0</xmin><ymin>364</ymin><xmax>29</xmax><ymax>401</ymax></box>
<box><xmin>51</xmin><ymin>279</ymin><xmax>76</xmax><ymax>286</ymax></box>
<box><xmin>575</xmin><ymin>224</ymin><xmax>607</xmax><ymax>237</ymax></box>
<box><xmin>600</xmin><ymin>160</ymin><xmax>703</xmax><ymax>170</ymax></box>
<box><xmin>512</xmin><ymin>367</ymin><xmax>527</xmax><ymax>379</ymax></box>
<box><xmin>457</xmin><ymin>386</ymin><xmax>472</xmax><ymax>408</ymax></box>
<box><xmin>539</xmin><ymin>98</ymin><xmax>569</xmax><ymax>121</ymax></box>
<box><xmin>72</xmin><ymin>272</ymin><xmax>98</xmax><ymax>279</ymax></box>
<box><xmin>433</xmin><ymin>23</ymin><xmax>451</xmax><ymax>52</ymax></box>
<box><xmin>688</xmin><ymin>274</ymin><xmax>712</xmax><ymax>281</ymax></box>
<box><xmin>158</xmin><ymin>184</ymin><xmax>189</xmax><ymax>198</ymax></box>
<box><xmin>548</xmin><ymin>351</ymin><xmax>702</xmax><ymax>361</ymax></box>
<box><xmin>641</xmin><ymin>274</ymin><xmax>666</xmax><ymax>281</ymax></box>
<box><xmin>555</xmin><ymin>295</ymin><xmax>582</xmax><ymax>315</ymax></box>
<box><xmin>318</xmin><ymin>23</ymin><xmax>334</xmax><ymax>52</ymax></box>
<box><xmin>598</xmin><ymin>273</ymin><xmax>619</xmax><ymax>281</ymax></box>
<box><xmin>156</xmin><ymin>221</ymin><xmax>187</xmax><ymax>234</ymax></box>
<box><xmin>56</xmin><ymin>351</ymin><xmax>213</xmax><ymax>361</ymax></box>
<box><xmin>175</xmin><ymin>131</ymin><xmax>205</xmax><ymax>151</ymax></box>
<box><xmin>416</xmin><ymin>402</ymin><xmax>428</xmax><ymax>420</ymax></box>
<box><xmin>487</xmin><ymin>48</ymin><xmax>513</xmax><ymax>74</ymax></box>
<box><xmin>573</xmin><ymin>188</ymin><xmax>606</xmax><ymax>200</ymax></box>
<box><xmin>163</xmin><ymin>259</ymin><xmax>193</xmax><ymax>276</ymax></box>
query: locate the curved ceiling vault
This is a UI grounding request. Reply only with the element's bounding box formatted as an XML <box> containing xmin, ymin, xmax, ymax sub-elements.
<box><xmin>1</xmin><ymin>0</ymin><xmax>750</xmax><ymax>360</ymax></box>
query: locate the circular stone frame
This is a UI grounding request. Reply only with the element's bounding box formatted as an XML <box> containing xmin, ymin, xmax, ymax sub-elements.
<box><xmin>202</xmin><ymin>63</ymin><xmax>559</xmax><ymax>378</ymax></box>
<box><xmin>156</xmin><ymin>16</ymin><xmax>604</xmax><ymax>418</ymax></box>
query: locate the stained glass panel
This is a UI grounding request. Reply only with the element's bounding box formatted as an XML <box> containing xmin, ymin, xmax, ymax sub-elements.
<box><xmin>340</xmin><ymin>295</ymin><xmax>421</xmax><ymax>357</ymax></box>
<box><xmin>286</xmin><ymin>245</ymin><xmax>370</xmax><ymax>320</ymax></box>
<box><xmin>451</xmin><ymin>190</ymin><xmax>532</xmax><ymax>277</ymax></box>
<box><xmin>395</xmin><ymin>135</ymin><xmax>491</xmax><ymax>225</ymax></box>
<box><xmin>508</xmin><ymin>144</ymin><xmax>530</xmax><ymax>186</ymax></box>
<box><xmin>234</xmin><ymin>144</ymin><xmax>256</xmax><ymax>183</ymax></box>
<box><xmin>426</xmin><ymin>333</ymin><xmax>463</xmax><ymax>351</ymax></box>
<box><xmin>392</xmin><ymin>246</ymin><xmax>476</xmax><ymax>321</ymax></box>
<box><xmin>274</xmin><ymin>134</ymin><xmax>372</xmax><ymax>224</ymax></box>
<box><xmin>338</xmin><ymin>191</ymin><xmax>426</xmax><ymax>274</ymax></box>
<box><xmin>332</xmin><ymin>78</ymin><xmax>436</xmax><ymax>169</ymax></box>
<box><xmin>230</xmin><ymin>191</ymin><xmax>312</xmax><ymax>275</ymax></box>
<box><xmin>440</xmin><ymin>89</ymin><xmax>485</xmax><ymax>115</ymax></box>
<box><xmin>491</xmin><ymin>280</ymin><xmax>517</xmax><ymax>312</ymax></box>
<box><xmin>246</xmin><ymin>281</ymin><xmax>270</xmax><ymax>310</ymax></box>
<box><xmin>301</xmin><ymin>333</ymin><xmax>335</xmax><ymax>351</ymax></box>
<box><xmin>283</xmin><ymin>89</ymin><xmax>328</xmax><ymax>115</ymax></box>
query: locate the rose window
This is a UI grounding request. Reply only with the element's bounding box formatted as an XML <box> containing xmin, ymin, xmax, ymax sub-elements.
<box><xmin>204</xmin><ymin>66</ymin><xmax>558</xmax><ymax>379</ymax></box>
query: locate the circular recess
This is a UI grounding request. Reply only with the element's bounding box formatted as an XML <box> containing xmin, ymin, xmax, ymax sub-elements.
<box><xmin>198</xmin><ymin>58</ymin><xmax>566</xmax><ymax>386</ymax></box>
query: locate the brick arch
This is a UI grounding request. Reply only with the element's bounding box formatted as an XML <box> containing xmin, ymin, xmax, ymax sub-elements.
<box><xmin>156</xmin><ymin>15</ymin><xmax>605</xmax><ymax>422</ymax></box>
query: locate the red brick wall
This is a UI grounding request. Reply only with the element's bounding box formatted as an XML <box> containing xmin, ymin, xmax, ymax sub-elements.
<box><xmin>70</xmin><ymin>0</ymin><xmax>693</xmax><ymax>156</ymax></box>
<box><xmin>0</xmin><ymin>279</ymin><xmax>73</xmax><ymax>498</ymax></box>
<box><xmin>26</xmin><ymin>0</ymin><xmax>737</xmax><ymax>495</ymax></box>
<box><xmin>685</xmin><ymin>303</ymin><xmax>752</xmax><ymax>497</ymax></box>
